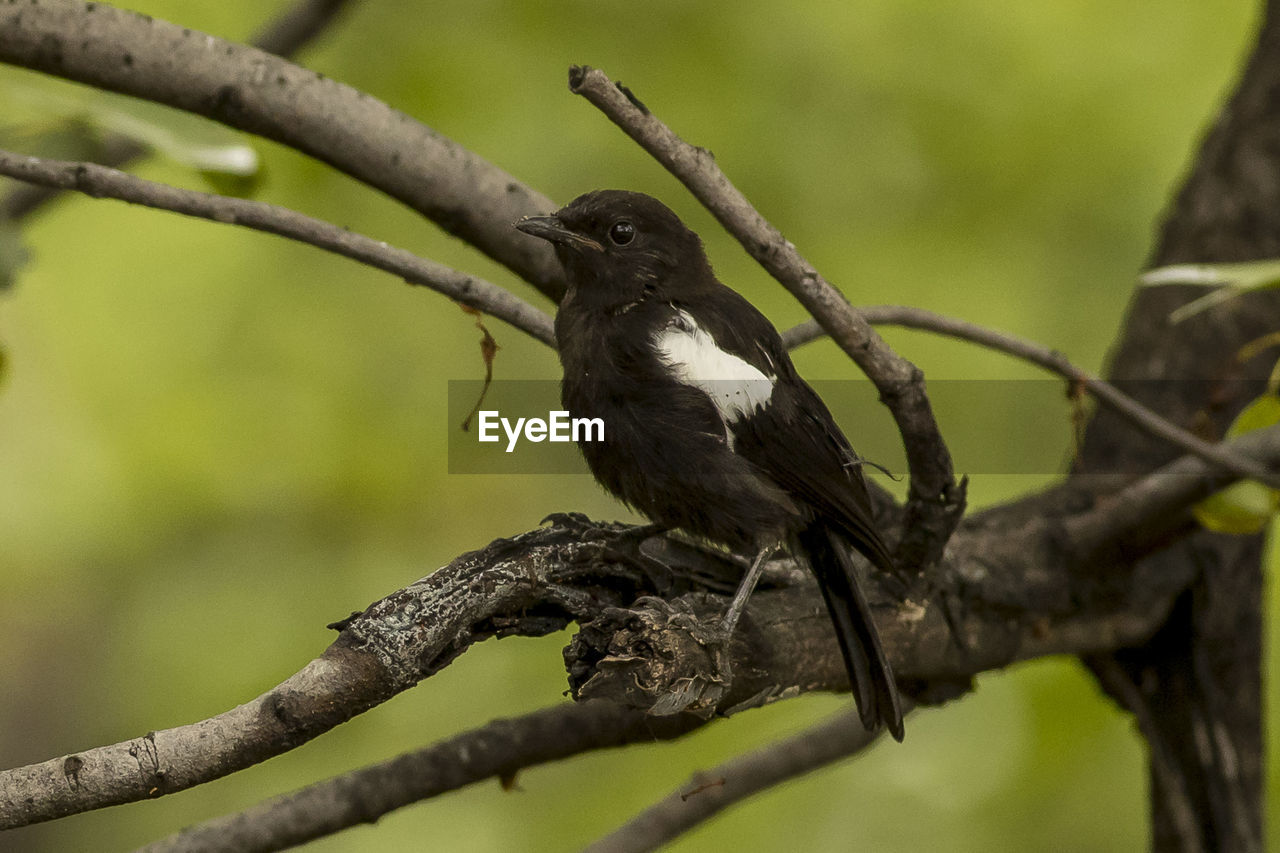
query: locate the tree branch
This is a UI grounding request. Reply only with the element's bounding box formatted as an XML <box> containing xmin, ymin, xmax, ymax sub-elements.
<box><xmin>566</xmin><ymin>64</ymin><xmax>964</xmax><ymax>570</ymax></box>
<box><xmin>0</xmin><ymin>0</ymin><xmax>566</xmax><ymax>300</ymax></box>
<box><xmin>1086</xmin><ymin>653</ymin><xmax>1207</xmax><ymax>852</ymax></box>
<box><xmin>583</xmin><ymin>709</ymin><xmax>892</xmax><ymax>853</ymax></box>
<box><xmin>0</xmin><ymin>518</ymin><xmax>719</xmax><ymax>829</ymax></box>
<box><xmin>0</xmin><ymin>0</ymin><xmax>357</xmax><ymax>222</ymax></box>
<box><xmin>7</xmin><ymin>407</ymin><xmax>1275</xmax><ymax>830</ymax></box>
<box><xmin>1</xmin><ymin>8</ymin><xmax>1273</xmax><ymax>851</ymax></box>
<box><xmin>92</xmin><ymin>401</ymin><xmax>1280</xmax><ymax>846</ymax></box>
<box><xmin>0</xmin><ymin>148</ymin><xmax>556</xmax><ymax>346</ymax></box>
<box><xmin>136</xmin><ymin>700</ymin><xmax>707</xmax><ymax>853</ymax></box>
<box><xmin>1066</xmin><ymin>6</ymin><xmax>1280</xmax><ymax>848</ymax></box>
<box><xmin>1</xmin><ymin>520</ymin><xmax>796</xmax><ymax>833</ymax></box>
<box><xmin>786</xmin><ymin>305</ymin><xmax>1280</xmax><ymax>487</ymax></box>
<box><xmin>249</xmin><ymin>0</ymin><xmax>355</xmax><ymax>58</ymax></box>
<box><xmin>0</xmin><ymin>645</ymin><xmax>394</xmax><ymax>830</ymax></box>
<box><xmin>1064</xmin><ymin>422</ymin><xmax>1280</xmax><ymax>557</ymax></box>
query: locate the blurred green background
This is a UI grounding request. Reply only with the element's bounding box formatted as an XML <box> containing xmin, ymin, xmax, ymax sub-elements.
<box><xmin>0</xmin><ymin>1</ymin><xmax>1272</xmax><ymax>850</ymax></box>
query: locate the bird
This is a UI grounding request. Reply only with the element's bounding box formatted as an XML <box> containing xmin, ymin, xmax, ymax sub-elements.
<box><xmin>516</xmin><ymin>189</ymin><xmax>904</xmax><ymax>740</ymax></box>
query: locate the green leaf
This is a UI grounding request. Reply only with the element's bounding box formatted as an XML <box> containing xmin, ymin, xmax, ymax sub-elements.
<box><xmin>1227</xmin><ymin>392</ymin><xmax>1280</xmax><ymax>437</ymax></box>
<box><xmin>0</xmin><ymin>69</ymin><xmax>260</xmax><ymax>180</ymax></box>
<box><xmin>198</xmin><ymin>166</ymin><xmax>267</xmax><ymax>200</ymax></box>
<box><xmin>1193</xmin><ymin>482</ymin><xmax>1276</xmax><ymax>534</ymax></box>
<box><xmin>1139</xmin><ymin>259</ymin><xmax>1280</xmax><ymax>323</ymax></box>
<box><xmin>1191</xmin><ymin>393</ymin><xmax>1280</xmax><ymax>533</ymax></box>
<box><xmin>0</xmin><ymin>118</ymin><xmax>106</xmax><ymax>163</ymax></box>
<box><xmin>99</xmin><ymin>97</ymin><xmax>260</xmax><ymax>177</ymax></box>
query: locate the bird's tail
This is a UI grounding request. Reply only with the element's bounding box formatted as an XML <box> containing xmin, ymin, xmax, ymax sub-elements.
<box><xmin>797</xmin><ymin>524</ymin><xmax>904</xmax><ymax>741</ymax></box>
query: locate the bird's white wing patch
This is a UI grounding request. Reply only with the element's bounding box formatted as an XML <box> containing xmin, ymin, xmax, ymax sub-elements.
<box><xmin>653</xmin><ymin>310</ymin><xmax>775</xmax><ymax>423</ymax></box>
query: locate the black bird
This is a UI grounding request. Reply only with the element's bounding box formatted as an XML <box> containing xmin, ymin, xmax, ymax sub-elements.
<box><xmin>516</xmin><ymin>190</ymin><xmax>904</xmax><ymax>740</ymax></box>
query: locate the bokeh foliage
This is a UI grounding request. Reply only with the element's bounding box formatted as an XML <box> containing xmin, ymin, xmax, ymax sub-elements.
<box><xmin>0</xmin><ymin>1</ymin><xmax>1270</xmax><ymax>850</ymax></box>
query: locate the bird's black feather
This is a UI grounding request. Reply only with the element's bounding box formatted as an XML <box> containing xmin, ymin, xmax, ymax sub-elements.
<box><xmin>517</xmin><ymin>189</ymin><xmax>905</xmax><ymax>740</ymax></box>
<box><xmin>797</xmin><ymin>525</ymin><xmax>904</xmax><ymax>739</ymax></box>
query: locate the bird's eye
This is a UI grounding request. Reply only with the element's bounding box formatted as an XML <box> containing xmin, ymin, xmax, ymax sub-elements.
<box><xmin>609</xmin><ymin>220</ymin><xmax>636</xmax><ymax>246</ymax></box>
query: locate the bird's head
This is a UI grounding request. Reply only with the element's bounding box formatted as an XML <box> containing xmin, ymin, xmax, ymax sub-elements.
<box><xmin>516</xmin><ymin>190</ymin><xmax>712</xmax><ymax>302</ymax></box>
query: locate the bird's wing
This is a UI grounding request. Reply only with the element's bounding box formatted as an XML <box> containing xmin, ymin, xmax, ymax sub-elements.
<box><xmin>730</xmin><ymin>378</ymin><xmax>895</xmax><ymax>571</ymax></box>
<box><xmin>667</xmin><ymin>288</ymin><xmax>782</xmax><ymax>379</ymax></box>
<box><xmin>682</xmin><ymin>289</ymin><xmax>896</xmax><ymax>571</ymax></box>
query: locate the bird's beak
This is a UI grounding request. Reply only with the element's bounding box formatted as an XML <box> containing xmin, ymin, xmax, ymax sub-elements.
<box><xmin>515</xmin><ymin>215</ymin><xmax>604</xmax><ymax>252</ymax></box>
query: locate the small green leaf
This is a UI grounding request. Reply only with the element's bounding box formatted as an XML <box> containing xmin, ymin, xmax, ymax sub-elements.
<box><xmin>198</xmin><ymin>166</ymin><xmax>266</xmax><ymax>200</ymax></box>
<box><xmin>1140</xmin><ymin>259</ymin><xmax>1280</xmax><ymax>323</ymax></box>
<box><xmin>1227</xmin><ymin>392</ymin><xmax>1280</xmax><ymax>437</ymax></box>
<box><xmin>1192</xmin><ymin>393</ymin><xmax>1280</xmax><ymax>533</ymax></box>
<box><xmin>84</xmin><ymin>96</ymin><xmax>261</xmax><ymax>178</ymax></box>
<box><xmin>1192</xmin><ymin>482</ymin><xmax>1276</xmax><ymax>534</ymax></box>
<box><xmin>1</xmin><ymin>69</ymin><xmax>260</xmax><ymax>181</ymax></box>
<box><xmin>0</xmin><ymin>118</ymin><xmax>106</xmax><ymax>163</ymax></box>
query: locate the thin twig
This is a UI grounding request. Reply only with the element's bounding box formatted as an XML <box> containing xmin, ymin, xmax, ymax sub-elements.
<box><xmin>0</xmin><ymin>0</ymin><xmax>357</xmax><ymax>222</ymax></box>
<box><xmin>786</xmin><ymin>306</ymin><xmax>1280</xmax><ymax>488</ymax></box>
<box><xmin>0</xmin><ymin>149</ymin><xmax>556</xmax><ymax>346</ymax></box>
<box><xmin>137</xmin><ymin>701</ymin><xmax>707</xmax><ymax>853</ymax></box>
<box><xmin>250</xmin><ymin>0</ymin><xmax>356</xmax><ymax>57</ymax></box>
<box><xmin>583</xmin><ymin>708</ymin><xmax>899</xmax><ymax>853</ymax></box>
<box><xmin>567</xmin><ymin>65</ymin><xmax>963</xmax><ymax>569</ymax></box>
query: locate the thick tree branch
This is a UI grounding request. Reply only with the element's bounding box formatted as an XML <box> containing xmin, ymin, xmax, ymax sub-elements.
<box><xmin>7</xmin><ymin>409</ymin><xmax>1276</xmax><ymax>830</ymax></box>
<box><xmin>786</xmin><ymin>305</ymin><xmax>1280</xmax><ymax>487</ymax></box>
<box><xmin>0</xmin><ymin>0</ymin><xmax>567</xmax><ymax>300</ymax></box>
<box><xmin>0</xmin><ymin>519</ymin><xmax>724</xmax><ymax>829</ymax></box>
<box><xmin>567</xmin><ymin>65</ymin><xmax>964</xmax><ymax>570</ymax></box>
<box><xmin>0</xmin><ymin>0</ymin><xmax>356</xmax><ymax>222</ymax></box>
<box><xmin>0</xmin><ymin>645</ymin><xmax>395</xmax><ymax>830</ymax></box>
<box><xmin>0</xmin><ymin>148</ymin><xmax>556</xmax><ymax>345</ymax></box>
<box><xmin>1087</xmin><ymin>652</ymin><xmax>1207</xmax><ymax>852</ymax></box>
<box><xmin>1069</xmin><ymin>2</ymin><xmax>1280</xmax><ymax>845</ymax></box>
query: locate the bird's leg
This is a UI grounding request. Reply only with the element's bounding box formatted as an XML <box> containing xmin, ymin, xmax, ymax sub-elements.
<box><xmin>597</xmin><ymin>521</ymin><xmax>673</xmax><ymax>571</ymax></box>
<box><xmin>592</xmin><ymin>522</ymin><xmax>677</xmax><ymax>593</ymax></box>
<box><xmin>719</xmin><ymin>543</ymin><xmax>780</xmax><ymax>635</ymax></box>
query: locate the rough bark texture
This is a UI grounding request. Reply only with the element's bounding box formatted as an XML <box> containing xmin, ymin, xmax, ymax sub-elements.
<box><xmin>1075</xmin><ymin>6</ymin><xmax>1280</xmax><ymax>850</ymax></box>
